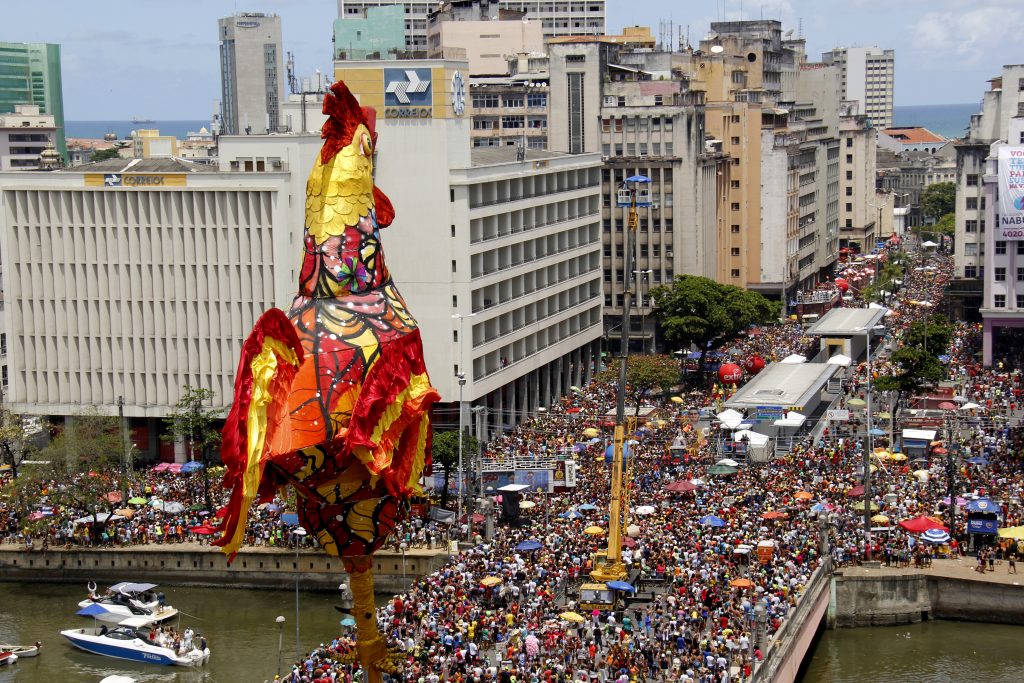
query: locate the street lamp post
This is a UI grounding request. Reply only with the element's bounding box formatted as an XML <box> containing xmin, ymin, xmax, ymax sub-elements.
<box><xmin>633</xmin><ymin>269</ymin><xmax>654</xmax><ymax>353</ymax></box>
<box><xmin>292</xmin><ymin>526</ymin><xmax>307</xmax><ymax>662</ymax></box>
<box><xmin>275</xmin><ymin>615</ymin><xmax>285</xmax><ymax>677</ymax></box>
<box><xmin>856</xmin><ymin>324</ymin><xmax>885</xmax><ymax>560</ymax></box>
<box><xmin>452</xmin><ymin>313</ymin><xmax>477</xmax><ymax>543</ymax></box>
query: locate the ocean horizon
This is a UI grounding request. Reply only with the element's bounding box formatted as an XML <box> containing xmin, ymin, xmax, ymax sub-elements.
<box><xmin>68</xmin><ymin>104</ymin><xmax>980</xmax><ymax>143</ymax></box>
<box><xmin>66</xmin><ymin>120</ymin><xmax>210</xmax><ymax>141</ymax></box>
<box><xmin>892</xmin><ymin>102</ymin><xmax>977</xmax><ymax>139</ymax></box>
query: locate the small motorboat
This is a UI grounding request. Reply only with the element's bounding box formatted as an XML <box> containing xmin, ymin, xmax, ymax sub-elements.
<box><xmin>61</xmin><ymin>618</ymin><xmax>210</xmax><ymax>667</ymax></box>
<box><xmin>0</xmin><ymin>642</ymin><xmax>40</xmax><ymax>657</ymax></box>
<box><xmin>77</xmin><ymin>582</ymin><xmax>178</xmax><ymax>623</ymax></box>
<box><xmin>0</xmin><ymin>651</ymin><xmax>17</xmax><ymax>665</ymax></box>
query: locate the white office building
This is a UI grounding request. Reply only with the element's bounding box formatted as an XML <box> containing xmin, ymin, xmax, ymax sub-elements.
<box><xmin>0</xmin><ymin>158</ymin><xmax>292</xmax><ymax>459</ymax></box>
<box><xmin>821</xmin><ymin>46</ymin><xmax>894</xmax><ymax>130</ymax></box>
<box><xmin>218</xmin><ymin>13</ymin><xmax>286</xmax><ymax>135</ymax></box>
<box><xmin>337</xmin><ymin>1</ymin><xmax>605</xmax><ymax>52</ymax></box>
<box><xmin>336</xmin><ymin>59</ymin><xmax>603</xmax><ymax>436</ymax></box>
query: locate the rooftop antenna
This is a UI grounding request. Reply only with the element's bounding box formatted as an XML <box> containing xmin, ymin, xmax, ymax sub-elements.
<box><xmin>798</xmin><ymin>18</ymin><xmax>803</xmax><ymax>39</ymax></box>
<box><xmin>286</xmin><ymin>51</ymin><xmax>298</xmax><ymax>94</ymax></box>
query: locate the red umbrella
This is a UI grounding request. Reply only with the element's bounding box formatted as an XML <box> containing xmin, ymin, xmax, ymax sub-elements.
<box><xmin>621</xmin><ymin>536</ymin><xmax>637</xmax><ymax>548</ymax></box>
<box><xmin>666</xmin><ymin>480</ymin><xmax>698</xmax><ymax>493</ymax></box>
<box><xmin>846</xmin><ymin>485</ymin><xmax>865</xmax><ymax>497</ymax></box>
<box><xmin>899</xmin><ymin>516</ymin><xmax>948</xmax><ymax>534</ymax></box>
<box><xmin>932</xmin><ymin>447</ymin><xmax>948</xmax><ymax>455</ymax></box>
<box><xmin>937</xmin><ymin>402</ymin><xmax>957</xmax><ymax>411</ymax></box>
<box><xmin>214</xmin><ymin>507</ymin><xmax>228</xmax><ymax>519</ymax></box>
<box><xmin>103</xmin><ymin>491</ymin><xmax>123</xmax><ymax>503</ymax></box>
<box><xmin>761</xmin><ymin>511</ymin><xmax>788</xmax><ymax>520</ymax></box>
<box><xmin>190</xmin><ymin>525</ymin><xmax>218</xmax><ymax>535</ymax></box>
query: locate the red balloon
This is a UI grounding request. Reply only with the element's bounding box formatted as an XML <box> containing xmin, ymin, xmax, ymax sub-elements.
<box><xmin>834</xmin><ymin>279</ymin><xmax>850</xmax><ymax>292</ymax></box>
<box><xmin>742</xmin><ymin>355</ymin><xmax>766</xmax><ymax>375</ymax></box>
<box><xmin>718</xmin><ymin>363</ymin><xmax>743</xmax><ymax>384</ymax></box>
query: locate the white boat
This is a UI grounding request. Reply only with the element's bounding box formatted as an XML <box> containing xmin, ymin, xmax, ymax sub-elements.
<box><xmin>61</xmin><ymin>618</ymin><xmax>209</xmax><ymax>667</ymax></box>
<box><xmin>100</xmin><ymin>677</ymin><xmax>137</xmax><ymax>683</ymax></box>
<box><xmin>77</xmin><ymin>582</ymin><xmax>178</xmax><ymax>623</ymax></box>
<box><xmin>0</xmin><ymin>652</ymin><xmax>17</xmax><ymax>665</ymax></box>
<box><xmin>0</xmin><ymin>643</ymin><xmax>40</xmax><ymax>657</ymax></box>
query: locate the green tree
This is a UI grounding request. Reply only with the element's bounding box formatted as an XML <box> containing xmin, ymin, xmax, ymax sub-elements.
<box><xmin>903</xmin><ymin>314</ymin><xmax>953</xmax><ymax>358</ymax></box>
<box><xmin>0</xmin><ymin>408</ymin><xmax>37</xmax><ymax>480</ymax></box>
<box><xmin>32</xmin><ymin>409</ymin><xmax>129</xmax><ymax>541</ymax></box>
<box><xmin>920</xmin><ymin>182</ymin><xmax>955</xmax><ymax>222</ymax></box>
<box><xmin>873</xmin><ymin>347</ymin><xmax>945</xmax><ymax>422</ymax></box>
<box><xmin>431</xmin><ymin>429</ymin><xmax>478</xmax><ymax>511</ymax></box>
<box><xmin>934</xmin><ymin>213</ymin><xmax>955</xmax><ymax>236</ymax></box>
<box><xmin>598</xmin><ymin>354</ymin><xmax>679</xmax><ymax>413</ymax></box>
<box><xmin>163</xmin><ymin>386</ymin><xmax>222</xmax><ymax>510</ymax></box>
<box><xmin>89</xmin><ymin>146</ymin><xmax>123</xmax><ymax>163</ymax></box>
<box><xmin>650</xmin><ymin>275</ymin><xmax>779</xmax><ymax>379</ymax></box>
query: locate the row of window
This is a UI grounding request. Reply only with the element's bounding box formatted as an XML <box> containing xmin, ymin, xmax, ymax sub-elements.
<box><xmin>601</xmin><ymin>142</ymin><xmax>675</xmax><ymax>157</ymax></box>
<box><xmin>992</xmin><ymin>294</ymin><xmax>1024</xmax><ymax>308</ymax></box>
<box><xmin>472</xmin><ymin>94</ymin><xmax>548</xmax><ymax>108</ymax></box>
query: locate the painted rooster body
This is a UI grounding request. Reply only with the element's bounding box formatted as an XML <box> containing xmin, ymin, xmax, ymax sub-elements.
<box><xmin>216</xmin><ymin>81</ymin><xmax>439</xmax><ymax>679</ymax></box>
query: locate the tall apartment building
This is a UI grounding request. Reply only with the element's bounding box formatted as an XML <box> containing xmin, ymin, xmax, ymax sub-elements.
<box><xmin>427</xmin><ymin>3</ymin><xmax>544</xmax><ymax>76</ymax></box>
<box><xmin>337</xmin><ymin>1</ymin><xmax>605</xmax><ymax>52</ymax></box>
<box><xmin>548</xmin><ymin>40</ymin><xmax>723</xmax><ymax>352</ymax></box>
<box><xmin>952</xmin><ymin>64</ymin><xmax>1024</xmax><ymax>324</ymax></box>
<box><xmin>821</xmin><ymin>46</ymin><xmax>894</xmax><ymax>129</ymax></box>
<box><xmin>0</xmin><ymin>157</ymin><xmax>294</xmax><ymax>461</ymax></box>
<box><xmin>838</xmin><ymin>104</ymin><xmax>879</xmax><ymax>252</ymax></box>
<box><xmin>218</xmin><ymin>13</ymin><xmax>286</xmax><ymax>135</ymax></box>
<box><xmin>0</xmin><ymin>104</ymin><xmax>57</xmax><ymax>171</ymax></box>
<box><xmin>0</xmin><ymin>42</ymin><xmax>66</xmax><ymax>161</ymax></box>
<box><xmin>688</xmin><ymin>21</ymin><xmax>842</xmax><ymax>304</ymax></box>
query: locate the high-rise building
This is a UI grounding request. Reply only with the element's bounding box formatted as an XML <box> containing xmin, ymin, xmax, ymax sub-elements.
<box><xmin>838</xmin><ymin>104</ymin><xmax>879</xmax><ymax>253</ymax></box>
<box><xmin>821</xmin><ymin>46</ymin><xmax>894</xmax><ymax>130</ymax></box>
<box><xmin>690</xmin><ymin>21</ymin><xmax>842</xmax><ymax>305</ymax></box>
<box><xmin>0</xmin><ymin>42</ymin><xmax>66</xmax><ymax>161</ymax></box>
<box><xmin>336</xmin><ymin>1</ymin><xmax>605</xmax><ymax>52</ymax></box>
<box><xmin>548</xmin><ymin>37</ymin><xmax>724</xmax><ymax>352</ymax></box>
<box><xmin>953</xmin><ymin>64</ymin><xmax>1024</xmax><ymax>342</ymax></box>
<box><xmin>218</xmin><ymin>13</ymin><xmax>285</xmax><ymax>135</ymax></box>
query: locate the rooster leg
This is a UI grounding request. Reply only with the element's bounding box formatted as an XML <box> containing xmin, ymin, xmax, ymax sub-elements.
<box><xmin>342</xmin><ymin>555</ymin><xmax>388</xmax><ymax>683</ymax></box>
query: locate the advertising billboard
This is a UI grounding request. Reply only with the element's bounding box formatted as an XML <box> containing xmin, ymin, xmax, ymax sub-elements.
<box><xmin>998</xmin><ymin>145</ymin><xmax>1024</xmax><ymax>240</ymax></box>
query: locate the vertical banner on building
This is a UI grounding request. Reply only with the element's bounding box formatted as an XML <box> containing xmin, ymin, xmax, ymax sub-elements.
<box><xmin>998</xmin><ymin>146</ymin><xmax>1024</xmax><ymax>240</ymax></box>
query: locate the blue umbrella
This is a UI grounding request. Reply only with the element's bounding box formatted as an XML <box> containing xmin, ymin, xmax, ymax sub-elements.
<box><xmin>699</xmin><ymin>515</ymin><xmax>726</xmax><ymax>528</ymax></box>
<box><xmin>965</xmin><ymin>457</ymin><xmax>989</xmax><ymax>465</ymax></box>
<box><xmin>964</xmin><ymin>498</ymin><xmax>998</xmax><ymax>513</ymax></box>
<box><xmin>516</xmin><ymin>539</ymin><xmax>543</xmax><ymax>552</ymax></box>
<box><xmin>77</xmin><ymin>603</ymin><xmax>115</xmax><ymax>618</ymax></box>
<box><xmin>578</xmin><ymin>504</ymin><xmax>598</xmax><ymax>511</ymax></box>
<box><xmin>938</xmin><ymin>354</ymin><xmax>950</xmax><ymax>363</ymax></box>
<box><xmin>606</xmin><ymin>580</ymin><xmax>636</xmax><ymax>593</ymax></box>
<box><xmin>810</xmin><ymin>503</ymin><xmax>827</xmax><ymax>513</ymax></box>
<box><xmin>181</xmin><ymin>461</ymin><xmax>204</xmax><ymax>473</ymax></box>
<box><xmin>624</xmin><ymin>175</ymin><xmax>651</xmax><ymax>183</ymax></box>
<box><xmin>604</xmin><ymin>443</ymin><xmax>632</xmax><ymax>465</ymax></box>
<box><xmin>340</xmin><ymin>616</ymin><xmax>356</xmax><ymax>627</ymax></box>
<box><xmin>281</xmin><ymin>513</ymin><xmax>300</xmax><ymax>526</ymax></box>
<box><xmin>264</xmin><ymin>503</ymin><xmax>282</xmax><ymax>513</ymax></box>
<box><xmin>559</xmin><ymin>510</ymin><xmax>584</xmax><ymax>519</ymax></box>
<box><xmin>869</xmin><ymin>428</ymin><xmax>886</xmax><ymax>437</ymax></box>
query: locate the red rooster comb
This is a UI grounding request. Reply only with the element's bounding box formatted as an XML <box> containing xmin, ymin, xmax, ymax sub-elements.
<box><xmin>320</xmin><ymin>80</ymin><xmax>378</xmax><ymax>164</ymax></box>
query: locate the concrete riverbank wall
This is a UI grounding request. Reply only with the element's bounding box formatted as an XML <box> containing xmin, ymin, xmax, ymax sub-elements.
<box><xmin>753</xmin><ymin>565</ymin><xmax>830</xmax><ymax>683</ymax></box>
<box><xmin>0</xmin><ymin>544</ymin><xmax>450</xmax><ymax>595</ymax></box>
<box><xmin>831</xmin><ymin>568</ymin><xmax>1024</xmax><ymax>627</ymax></box>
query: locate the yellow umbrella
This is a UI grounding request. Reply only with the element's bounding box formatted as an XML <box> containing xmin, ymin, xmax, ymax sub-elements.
<box><xmin>115</xmin><ymin>508</ymin><xmax>135</xmax><ymax>518</ymax></box>
<box><xmin>890</xmin><ymin>453</ymin><xmax>907</xmax><ymax>462</ymax></box>
<box><xmin>869</xmin><ymin>464</ymin><xmax>878</xmax><ymax>473</ymax></box>
<box><xmin>998</xmin><ymin>526</ymin><xmax>1024</xmax><ymax>540</ymax></box>
<box><xmin>729</xmin><ymin>578</ymin><xmax>752</xmax><ymax>588</ymax></box>
<box><xmin>559</xmin><ymin>611</ymin><xmax>585</xmax><ymax>623</ymax></box>
<box><xmin>871</xmin><ymin>514</ymin><xmax>889</xmax><ymax>524</ymax></box>
<box><xmin>913</xmin><ymin>469</ymin><xmax>930</xmax><ymax>482</ymax></box>
<box><xmin>794</xmin><ymin>491</ymin><xmax>813</xmax><ymax>500</ymax></box>
<box><xmin>584</xmin><ymin>525</ymin><xmax>606</xmax><ymax>536</ymax></box>
<box><xmin>671</xmin><ymin>396</ymin><xmax>683</xmax><ymax>404</ymax></box>
<box><xmin>480</xmin><ymin>576</ymin><xmax>503</xmax><ymax>587</ymax></box>
<box><xmin>520</xmin><ymin>500</ymin><xmax>536</xmax><ymax>509</ymax></box>
<box><xmin>583</xmin><ymin>428</ymin><xmax>600</xmax><ymax>438</ymax></box>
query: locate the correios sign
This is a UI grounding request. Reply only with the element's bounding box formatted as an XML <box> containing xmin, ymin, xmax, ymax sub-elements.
<box><xmin>85</xmin><ymin>173</ymin><xmax>187</xmax><ymax>188</ymax></box>
<box><xmin>998</xmin><ymin>146</ymin><xmax>1024</xmax><ymax>240</ymax></box>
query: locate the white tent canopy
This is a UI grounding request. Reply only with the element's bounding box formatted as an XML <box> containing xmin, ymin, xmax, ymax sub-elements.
<box><xmin>774</xmin><ymin>411</ymin><xmax>807</xmax><ymax>427</ymax></box>
<box><xmin>826</xmin><ymin>354</ymin><xmax>852</xmax><ymax>367</ymax></box>
<box><xmin>733</xmin><ymin>429</ymin><xmax>769</xmax><ymax>446</ymax></box>
<box><xmin>716</xmin><ymin>409</ymin><xmax>745</xmax><ymax>429</ymax></box>
<box><xmin>780</xmin><ymin>354</ymin><xmax>807</xmax><ymax>364</ymax></box>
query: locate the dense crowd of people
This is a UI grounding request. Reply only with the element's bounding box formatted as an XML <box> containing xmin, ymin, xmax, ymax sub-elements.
<box><xmin>2</xmin><ymin>246</ymin><xmax>1022</xmax><ymax>683</ymax></box>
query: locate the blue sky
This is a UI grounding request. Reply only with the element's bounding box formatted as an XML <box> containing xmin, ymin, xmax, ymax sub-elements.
<box><xmin>1</xmin><ymin>0</ymin><xmax>1015</xmax><ymax>119</ymax></box>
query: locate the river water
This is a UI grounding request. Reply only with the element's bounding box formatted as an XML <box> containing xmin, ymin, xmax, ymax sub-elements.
<box><xmin>0</xmin><ymin>582</ymin><xmax>376</xmax><ymax>683</ymax></box>
<box><xmin>799</xmin><ymin>620</ymin><xmax>1023</xmax><ymax>682</ymax></box>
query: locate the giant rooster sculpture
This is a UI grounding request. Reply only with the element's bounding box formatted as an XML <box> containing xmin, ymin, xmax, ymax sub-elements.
<box><xmin>215</xmin><ymin>80</ymin><xmax>440</xmax><ymax>681</ymax></box>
